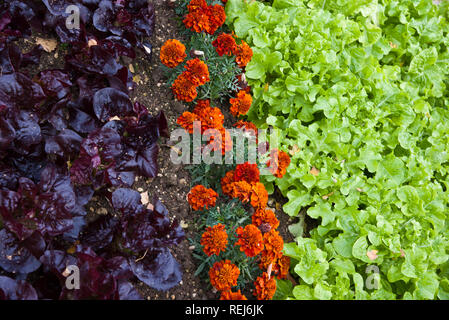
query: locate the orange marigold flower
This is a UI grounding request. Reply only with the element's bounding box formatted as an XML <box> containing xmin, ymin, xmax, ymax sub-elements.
<box><xmin>208</xmin><ymin>4</ymin><xmax>226</xmax><ymax>34</ymax></box>
<box><xmin>201</xmin><ymin>223</ymin><xmax>228</xmax><ymax>256</ymax></box>
<box><xmin>250</xmin><ymin>182</ymin><xmax>268</xmax><ymax>210</ymax></box>
<box><xmin>220</xmin><ymin>128</ymin><xmax>234</xmax><ymax>154</ymax></box>
<box><xmin>230</xmin><ymin>180</ymin><xmax>252</xmax><ymax>203</ymax></box>
<box><xmin>160</xmin><ymin>39</ymin><xmax>187</xmax><ymax>68</ymax></box>
<box><xmin>234</xmin><ymin>162</ymin><xmax>260</xmax><ymax>184</ymax></box>
<box><xmin>276</xmin><ymin>255</ymin><xmax>290</xmax><ymax>279</ymax></box>
<box><xmin>235</xmin><ymin>40</ymin><xmax>253</xmax><ymax>68</ymax></box>
<box><xmin>220</xmin><ymin>290</ymin><xmax>247</xmax><ymax>300</ymax></box>
<box><xmin>235</xmin><ymin>224</ymin><xmax>264</xmax><ymax>257</ymax></box>
<box><xmin>193</xmin><ymin>100</ymin><xmax>224</xmax><ymax>131</ymax></box>
<box><xmin>254</xmin><ymin>272</ymin><xmax>276</xmax><ymax>300</ymax></box>
<box><xmin>212</xmin><ymin>33</ymin><xmax>237</xmax><ymax>57</ymax></box>
<box><xmin>234</xmin><ymin>120</ymin><xmax>257</xmax><ymax>143</ymax></box>
<box><xmin>188</xmin><ymin>185</ymin><xmax>218</xmax><ymax>211</ymax></box>
<box><xmin>209</xmin><ymin>260</ymin><xmax>240</xmax><ymax>292</ymax></box>
<box><xmin>184</xmin><ymin>58</ymin><xmax>210</xmax><ymax>86</ymax></box>
<box><xmin>230</xmin><ymin>90</ymin><xmax>252</xmax><ymax>117</ymax></box>
<box><xmin>266</xmin><ymin>149</ymin><xmax>291</xmax><ymax>178</ymax></box>
<box><xmin>184</xmin><ymin>1</ymin><xmax>225</xmax><ymax>35</ymax></box>
<box><xmin>172</xmin><ymin>73</ymin><xmax>198</xmax><ymax>102</ymax></box>
<box><xmin>207</xmin><ymin>127</ymin><xmax>232</xmax><ymax>155</ymax></box>
<box><xmin>187</xmin><ymin>0</ymin><xmax>208</xmax><ymax>12</ymax></box>
<box><xmin>252</xmin><ymin>209</ymin><xmax>280</xmax><ymax>230</ymax></box>
<box><xmin>261</xmin><ymin>229</ymin><xmax>284</xmax><ymax>264</ymax></box>
<box><xmin>221</xmin><ymin>170</ymin><xmax>235</xmax><ymax>196</ymax></box>
<box><xmin>259</xmin><ymin>254</ymin><xmax>290</xmax><ymax>279</ymax></box>
<box><xmin>234</xmin><ymin>120</ymin><xmax>257</xmax><ymax>135</ymax></box>
<box><xmin>177</xmin><ymin>111</ymin><xmax>198</xmax><ymax>134</ymax></box>
<box><xmin>193</xmin><ymin>98</ymin><xmax>211</xmax><ymax>111</ymax></box>
<box><xmin>183</xmin><ymin>8</ymin><xmax>211</xmax><ymax>33</ymax></box>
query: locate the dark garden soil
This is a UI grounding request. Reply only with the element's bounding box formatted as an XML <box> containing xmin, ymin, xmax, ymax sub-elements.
<box><xmin>15</xmin><ymin>0</ymin><xmax>295</xmax><ymax>300</ymax></box>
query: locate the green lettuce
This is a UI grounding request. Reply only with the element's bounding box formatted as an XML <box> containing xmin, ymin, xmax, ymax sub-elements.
<box><xmin>227</xmin><ymin>0</ymin><xmax>449</xmax><ymax>300</ymax></box>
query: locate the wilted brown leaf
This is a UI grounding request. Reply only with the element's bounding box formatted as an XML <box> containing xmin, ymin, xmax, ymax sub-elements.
<box><xmin>88</xmin><ymin>39</ymin><xmax>98</xmax><ymax>47</ymax></box>
<box><xmin>35</xmin><ymin>37</ymin><xmax>57</xmax><ymax>52</ymax></box>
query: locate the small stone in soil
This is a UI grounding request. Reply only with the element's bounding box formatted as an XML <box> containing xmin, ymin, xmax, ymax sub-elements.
<box><xmin>141</xmin><ymin>191</ymin><xmax>149</xmax><ymax>205</ymax></box>
<box><xmin>173</xmin><ymin>101</ymin><xmax>185</xmax><ymax>113</ymax></box>
<box><xmin>166</xmin><ymin>173</ymin><xmax>177</xmax><ymax>186</ymax></box>
<box><xmin>180</xmin><ymin>220</ymin><xmax>188</xmax><ymax>229</ymax></box>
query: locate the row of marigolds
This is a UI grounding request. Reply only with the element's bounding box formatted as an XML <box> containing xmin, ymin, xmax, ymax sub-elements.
<box><xmin>160</xmin><ymin>0</ymin><xmax>291</xmax><ymax>300</ymax></box>
<box><xmin>188</xmin><ymin>160</ymin><xmax>291</xmax><ymax>300</ymax></box>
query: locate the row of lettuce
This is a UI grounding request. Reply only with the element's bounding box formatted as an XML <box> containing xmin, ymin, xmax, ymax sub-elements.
<box><xmin>161</xmin><ymin>0</ymin><xmax>292</xmax><ymax>299</ymax></box>
<box><xmin>225</xmin><ymin>0</ymin><xmax>449</xmax><ymax>299</ymax></box>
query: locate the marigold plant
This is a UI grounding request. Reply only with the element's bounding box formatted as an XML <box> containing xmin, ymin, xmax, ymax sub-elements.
<box><xmin>188</xmin><ymin>185</ymin><xmax>218</xmax><ymax>211</ymax></box>
<box><xmin>177</xmin><ymin>111</ymin><xmax>197</xmax><ymax>134</ymax></box>
<box><xmin>259</xmin><ymin>252</ymin><xmax>290</xmax><ymax>279</ymax></box>
<box><xmin>183</xmin><ymin>7</ymin><xmax>211</xmax><ymax>33</ymax></box>
<box><xmin>253</xmin><ymin>272</ymin><xmax>276</xmax><ymax>300</ymax></box>
<box><xmin>261</xmin><ymin>229</ymin><xmax>284</xmax><ymax>264</ymax></box>
<box><xmin>230</xmin><ymin>180</ymin><xmax>252</xmax><ymax>203</ymax></box>
<box><xmin>275</xmin><ymin>255</ymin><xmax>290</xmax><ymax>280</ymax></box>
<box><xmin>209</xmin><ymin>260</ymin><xmax>240</xmax><ymax>292</ymax></box>
<box><xmin>221</xmin><ymin>170</ymin><xmax>235</xmax><ymax>196</ymax></box>
<box><xmin>266</xmin><ymin>149</ymin><xmax>291</xmax><ymax>178</ymax></box>
<box><xmin>187</xmin><ymin>0</ymin><xmax>207</xmax><ymax>12</ymax></box>
<box><xmin>206</xmin><ymin>127</ymin><xmax>233</xmax><ymax>155</ymax></box>
<box><xmin>235</xmin><ymin>224</ymin><xmax>264</xmax><ymax>257</ymax></box>
<box><xmin>220</xmin><ymin>290</ymin><xmax>247</xmax><ymax>300</ymax></box>
<box><xmin>212</xmin><ymin>33</ymin><xmax>237</xmax><ymax>56</ymax></box>
<box><xmin>250</xmin><ymin>182</ymin><xmax>268</xmax><ymax>210</ymax></box>
<box><xmin>193</xmin><ymin>100</ymin><xmax>224</xmax><ymax>131</ymax></box>
<box><xmin>234</xmin><ymin>162</ymin><xmax>260</xmax><ymax>184</ymax></box>
<box><xmin>184</xmin><ymin>58</ymin><xmax>210</xmax><ymax>86</ymax></box>
<box><xmin>229</xmin><ymin>90</ymin><xmax>252</xmax><ymax>117</ymax></box>
<box><xmin>235</xmin><ymin>40</ymin><xmax>253</xmax><ymax>68</ymax></box>
<box><xmin>201</xmin><ymin>223</ymin><xmax>228</xmax><ymax>256</ymax></box>
<box><xmin>171</xmin><ymin>73</ymin><xmax>198</xmax><ymax>102</ymax></box>
<box><xmin>252</xmin><ymin>209</ymin><xmax>280</xmax><ymax>230</ymax></box>
<box><xmin>183</xmin><ymin>1</ymin><xmax>225</xmax><ymax>35</ymax></box>
<box><xmin>208</xmin><ymin>4</ymin><xmax>226</xmax><ymax>34</ymax></box>
<box><xmin>234</xmin><ymin>120</ymin><xmax>257</xmax><ymax>135</ymax></box>
<box><xmin>160</xmin><ymin>39</ymin><xmax>187</xmax><ymax>68</ymax></box>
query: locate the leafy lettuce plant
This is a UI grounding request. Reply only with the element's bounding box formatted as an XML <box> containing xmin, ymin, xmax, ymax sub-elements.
<box><xmin>227</xmin><ymin>0</ymin><xmax>449</xmax><ymax>299</ymax></box>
